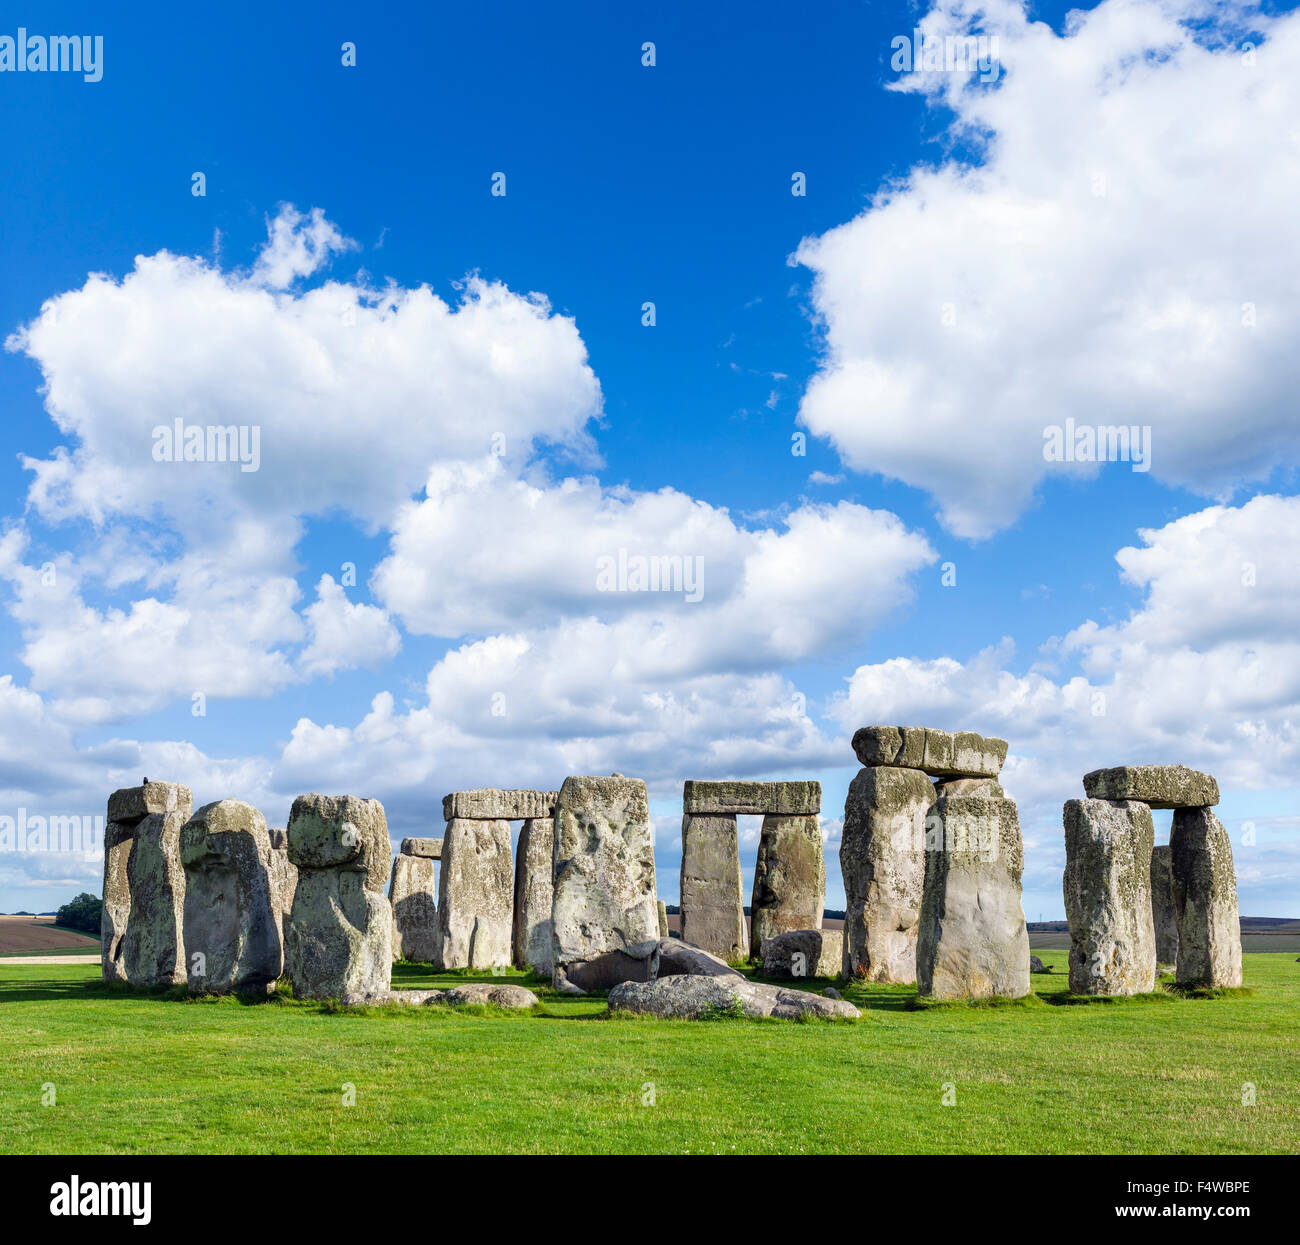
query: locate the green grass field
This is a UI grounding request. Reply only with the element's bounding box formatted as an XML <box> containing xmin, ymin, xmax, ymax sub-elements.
<box><xmin>2</xmin><ymin>952</ymin><xmax>1296</xmax><ymax>1154</ymax></box>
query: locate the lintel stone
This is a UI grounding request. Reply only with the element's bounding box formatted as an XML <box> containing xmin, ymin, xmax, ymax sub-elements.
<box><xmin>682</xmin><ymin>779</ymin><xmax>820</xmax><ymax>816</ymax></box>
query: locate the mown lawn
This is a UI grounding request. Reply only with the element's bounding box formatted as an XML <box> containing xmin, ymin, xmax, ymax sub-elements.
<box><xmin>1</xmin><ymin>952</ymin><xmax>1296</xmax><ymax>1154</ymax></box>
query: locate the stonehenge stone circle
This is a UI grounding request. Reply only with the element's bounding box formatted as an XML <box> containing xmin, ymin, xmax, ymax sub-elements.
<box><xmin>759</xmin><ymin>928</ymin><xmax>842</xmax><ymax>979</ymax></box>
<box><xmin>436</xmin><ymin>817</ymin><xmax>513</xmax><ymax>969</ymax></box>
<box><xmin>840</xmin><ymin>764</ymin><xmax>933</xmax><ymax>983</ymax></box>
<box><xmin>389</xmin><ymin>842</ymin><xmax>439</xmax><ymax>964</ymax></box>
<box><xmin>100</xmin><ymin>781</ymin><xmax>193</xmax><ymax>987</ymax></box>
<box><xmin>1170</xmin><ymin>807</ymin><xmax>1243</xmax><ymax>988</ymax></box>
<box><xmin>552</xmin><ymin>774</ymin><xmax>659</xmax><ymax>989</ymax></box>
<box><xmin>749</xmin><ymin>813</ymin><xmax>825</xmax><ymax>958</ymax></box>
<box><xmin>682</xmin><ymin>779</ymin><xmax>820</xmax><ymax>817</ymax></box>
<box><xmin>1150</xmin><ymin>844</ymin><xmax>1179</xmax><ymax>966</ymax></box>
<box><xmin>852</xmin><ymin>726</ymin><xmax>1008</xmax><ymax>778</ymax></box>
<box><xmin>285</xmin><ymin>793</ymin><xmax>392</xmax><ymax>999</ymax></box>
<box><xmin>442</xmin><ymin>788</ymin><xmax>558</xmax><ymax>822</ymax></box>
<box><xmin>512</xmin><ymin>816</ymin><xmax>554</xmax><ymax>974</ymax></box>
<box><xmin>180</xmin><ymin>799</ymin><xmax>282</xmax><ymax>994</ymax></box>
<box><xmin>1062</xmin><ymin>798</ymin><xmax>1156</xmax><ymax>995</ymax></box>
<box><xmin>608</xmin><ymin>974</ymin><xmax>859</xmax><ymax>1020</ymax></box>
<box><xmin>917</xmin><ymin>794</ymin><xmax>1030</xmax><ymax>999</ymax></box>
<box><xmin>679</xmin><ymin>812</ymin><xmax>747</xmax><ymax>962</ymax></box>
<box><xmin>1083</xmin><ymin>765</ymin><xmax>1219</xmax><ymax>809</ymax></box>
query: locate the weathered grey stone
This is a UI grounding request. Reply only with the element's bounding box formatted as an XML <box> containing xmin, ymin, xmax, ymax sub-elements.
<box><xmin>389</xmin><ymin>853</ymin><xmax>438</xmax><ymax>963</ymax></box>
<box><xmin>435</xmin><ymin>817</ymin><xmax>513</xmax><ymax>969</ymax></box>
<box><xmin>682</xmin><ymin>780</ymin><xmax>821</xmax><ymax>816</ymax></box>
<box><xmin>935</xmin><ymin>777</ymin><xmax>1005</xmax><ymax>798</ymax></box>
<box><xmin>401</xmin><ymin>837</ymin><xmax>442</xmax><ymax>859</ymax></box>
<box><xmin>552</xmin><ymin>775</ymin><xmax>658</xmax><ymax>987</ymax></box>
<box><xmin>267</xmin><ymin>827</ymin><xmax>289</xmax><ymax>851</ymax></box>
<box><xmin>1062</xmin><ymin>798</ymin><xmax>1157</xmax><ymax>995</ymax></box>
<box><xmin>679</xmin><ymin>813</ymin><xmax>747</xmax><ymax>962</ymax></box>
<box><xmin>440</xmin><ymin>983</ymin><xmax>539</xmax><ymax>1009</ymax></box>
<box><xmin>852</xmin><ymin>726</ymin><xmax>1008</xmax><ymax>778</ymax></box>
<box><xmin>760</xmin><ymin>928</ymin><xmax>842</xmax><ymax>979</ymax></box>
<box><xmin>285</xmin><ymin>794</ymin><xmax>392</xmax><ymax>999</ymax></box>
<box><xmin>180</xmin><ymin>799</ymin><xmax>282</xmax><ymax>994</ymax></box>
<box><xmin>512</xmin><ymin>817</ymin><xmax>554</xmax><ymax>974</ymax></box>
<box><xmin>656</xmin><ymin>939</ymin><xmax>741</xmax><ymax>979</ymax></box>
<box><xmin>1171</xmin><ymin>807</ymin><xmax>1242</xmax><ymax>987</ymax></box>
<box><xmin>563</xmin><ymin>940</ymin><xmax>660</xmax><ymax>992</ymax></box>
<box><xmin>1150</xmin><ymin>844</ymin><xmax>1179</xmax><ymax>966</ymax></box>
<box><xmin>100</xmin><ymin>820</ymin><xmax>133</xmax><ymax>984</ymax></box>
<box><xmin>108</xmin><ymin>781</ymin><xmax>193</xmax><ymax>826</ymax></box>
<box><xmin>749</xmin><ymin>813</ymin><xmax>824</xmax><ymax>959</ymax></box>
<box><xmin>840</xmin><ymin>766</ymin><xmax>933</xmax><ymax>983</ymax></box>
<box><xmin>1082</xmin><ymin>765</ymin><xmax>1219</xmax><ymax>809</ymax></box>
<box><xmin>442</xmin><ymin>789</ymin><xmax>558</xmax><ymax>822</ymax></box>
<box><xmin>1029</xmin><ymin>955</ymin><xmax>1050</xmax><ymax>973</ymax></box>
<box><xmin>267</xmin><ymin>838</ymin><xmax>297</xmax><ymax>946</ymax></box>
<box><xmin>122</xmin><ymin>800</ymin><xmax>192</xmax><ymax>987</ymax></box>
<box><xmin>916</xmin><ymin>795</ymin><xmax>1030</xmax><ymax>999</ymax></box>
<box><xmin>608</xmin><ymin>974</ymin><xmax>859</xmax><ymax>1020</ymax></box>
<box><xmin>657</xmin><ymin>900</ymin><xmax>669</xmax><ymax>939</ymax></box>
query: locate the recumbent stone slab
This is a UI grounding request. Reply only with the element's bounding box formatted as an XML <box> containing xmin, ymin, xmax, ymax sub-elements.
<box><xmin>852</xmin><ymin>726</ymin><xmax>1008</xmax><ymax>778</ymax></box>
<box><xmin>1062</xmin><ymin>798</ymin><xmax>1156</xmax><ymax>995</ymax></box>
<box><xmin>840</xmin><ymin>765</ymin><xmax>933</xmax><ymax>983</ymax></box>
<box><xmin>608</xmin><ymin>974</ymin><xmax>859</xmax><ymax>1020</ymax></box>
<box><xmin>682</xmin><ymin>779</ymin><xmax>821</xmax><ymax>816</ymax></box>
<box><xmin>181</xmin><ymin>799</ymin><xmax>282</xmax><ymax>994</ymax></box>
<box><xmin>1082</xmin><ymin>765</ymin><xmax>1219</xmax><ymax>809</ymax></box>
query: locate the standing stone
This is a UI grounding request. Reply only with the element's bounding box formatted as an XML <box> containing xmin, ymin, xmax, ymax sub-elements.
<box><xmin>1170</xmin><ymin>807</ymin><xmax>1242</xmax><ymax>988</ymax></box>
<box><xmin>267</xmin><ymin>828</ymin><xmax>297</xmax><ymax>946</ymax></box>
<box><xmin>102</xmin><ymin>781</ymin><xmax>192</xmax><ymax>986</ymax></box>
<box><xmin>917</xmin><ymin>795</ymin><xmax>1030</xmax><ymax>999</ymax></box>
<box><xmin>286</xmin><ymin>794</ymin><xmax>392</xmax><ymax>999</ymax></box>
<box><xmin>512</xmin><ymin>817</ymin><xmax>554</xmax><ymax>974</ymax></box>
<box><xmin>552</xmin><ymin>775</ymin><xmax>658</xmax><ymax>988</ymax></box>
<box><xmin>180</xmin><ymin>799</ymin><xmax>282</xmax><ymax>994</ymax></box>
<box><xmin>437</xmin><ymin>817</ymin><xmax>513</xmax><ymax>970</ymax></box>
<box><xmin>1150</xmin><ymin>844</ymin><xmax>1179</xmax><ymax>967</ymax></box>
<box><xmin>749</xmin><ymin>813</ymin><xmax>825</xmax><ymax>959</ymax></box>
<box><xmin>840</xmin><ymin>766</ymin><xmax>933</xmax><ymax>983</ymax></box>
<box><xmin>1062</xmin><ymin>798</ymin><xmax>1156</xmax><ymax>995</ymax></box>
<box><xmin>680</xmin><ymin>813</ymin><xmax>747</xmax><ymax>962</ymax></box>
<box><xmin>657</xmin><ymin>900</ymin><xmax>669</xmax><ymax>939</ymax></box>
<box><xmin>389</xmin><ymin>849</ymin><xmax>439</xmax><ymax>964</ymax></box>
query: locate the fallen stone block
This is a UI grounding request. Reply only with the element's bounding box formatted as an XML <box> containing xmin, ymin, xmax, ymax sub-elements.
<box><xmin>552</xmin><ymin>775</ymin><xmax>659</xmax><ymax>988</ymax></box>
<box><xmin>1150</xmin><ymin>844</ymin><xmax>1179</xmax><ymax>966</ymax></box>
<box><xmin>1171</xmin><ymin>807</ymin><xmax>1242</xmax><ymax>988</ymax></box>
<box><xmin>760</xmin><ymin>928</ymin><xmax>842</xmax><ymax>979</ymax></box>
<box><xmin>512</xmin><ymin>817</ymin><xmax>554</xmax><ymax>974</ymax></box>
<box><xmin>441</xmin><ymin>789</ymin><xmax>559</xmax><ymax>822</ymax></box>
<box><xmin>749</xmin><ymin>813</ymin><xmax>825</xmax><ymax>959</ymax></box>
<box><xmin>436</xmin><ymin>817</ymin><xmax>513</xmax><ymax>970</ymax></box>
<box><xmin>1082</xmin><ymin>765</ymin><xmax>1219</xmax><ymax>809</ymax></box>
<box><xmin>840</xmin><ymin>765</ymin><xmax>932</xmax><ymax>983</ymax></box>
<box><xmin>440</xmin><ymin>983</ymin><xmax>539</xmax><ymax>1009</ymax></box>
<box><xmin>852</xmin><ymin>726</ymin><xmax>1008</xmax><ymax>778</ymax></box>
<box><xmin>679</xmin><ymin>812</ymin><xmax>747</xmax><ymax>962</ymax></box>
<box><xmin>916</xmin><ymin>795</ymin><xmax>1030</xmax><ymax>999</ymax></box>
<box><xmin>286</xmin><ymin>793</ymin><xmax>392</xmax><ymax>999</ymax></box>
<box><xmin>608</xmin><ymin>974</ymin><xmax>859</xmax><ymax>1020</ymax></box>
<box><xmin>682</xmin><ymin>779</ymin><xmax>821</xmax><ymax>816</ymax></box>
<box><xmin>1062</xmin><ymin>798</ymin><xmax>1157</xmax><ymax>995</ymax></box>
<box><xmin>181</xmin><ymin>799</ymin><xmax>282</xmax><ymax>994</ymax></box>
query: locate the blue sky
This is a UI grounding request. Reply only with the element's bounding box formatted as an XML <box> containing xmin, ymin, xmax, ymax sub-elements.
<box><xmin>1</xmin><ymin>0</ymin><xmax>1298</xmax><ymax>921</ymax></box>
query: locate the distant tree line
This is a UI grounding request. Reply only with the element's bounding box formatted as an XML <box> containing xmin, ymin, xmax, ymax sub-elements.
<box><xmin>55</xmin><ymin>892</ymin><xmax>102</xmax><ymax>934</ymax></box>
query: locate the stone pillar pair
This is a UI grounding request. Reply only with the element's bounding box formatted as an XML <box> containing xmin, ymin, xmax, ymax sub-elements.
<box><xmin>843</xmin><ymin>726</ymin><xmax>1029</xmax><ymax>999</ymax></box>
<box><xmin>436</xmin><ymin>788</ymin><xmax>557</xmax><ymax>971</ymax></box>
<box><xmin>678</xmin><ymin>780</ymin><xmax>824</xmax><ymax>964</ymax></box>
<box><xmin>1064</xmin><ymin>766</ymin><xmax>1239</xmax><ymax>993</ymax></box>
